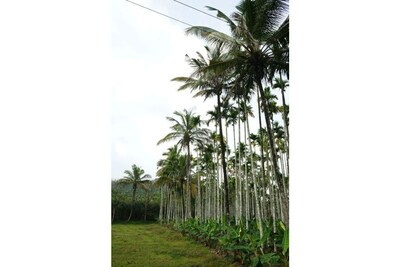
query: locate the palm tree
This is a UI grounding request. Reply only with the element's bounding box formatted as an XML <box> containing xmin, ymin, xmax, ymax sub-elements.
<box><xmin>117</xmin><ymin>164</ymin><xmax>151</xmax><ymax>222</ymax></box>
<box><xmin>172</xmin><ymin>45</ymin><xmax>233</xmax><ymax>219</ymax></box>
<box><xmin>273</xmin><ymin>76</ymin><xmax>289</xmax><ymax>147</ymax></box>
<box><xmin>186</xmin><ymin>0</ymin><xmax>289</xmax><ymax>225</ymax></box>
<box><xmin>225</xmin><ymin>104</ymin><xmax>240</xmax><ymax>223</ymax></box>
<box><xmin>157</xmin><ymin>109</ymin><xmax>210</xmax><ymax>220</ymax></box>
<box><xmin>156</xmin><ymin>145</ymin><xmax>187</xmax><ymax>223</ymax></box>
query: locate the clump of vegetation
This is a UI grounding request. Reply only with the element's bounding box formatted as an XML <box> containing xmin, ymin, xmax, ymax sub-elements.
<box><xmin>174</xmin><ymin>219</ymin><xmax>288</xmax><ymax>267</ymax></box>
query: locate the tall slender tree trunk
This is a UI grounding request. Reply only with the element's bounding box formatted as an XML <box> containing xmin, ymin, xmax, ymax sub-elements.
<box><xmin>214</xmin><ymin>138</ymin><xmax>218</xmax><ymax>221</ymax></box>
<box><xmin>127</xmin><ymin>184</ymin><xmax>137</xmax><ymax>222</ymax></box>
<box><xmin>209</xmin><ymin>173</ymin><xmax>212</xmax><ymax>221</ymax></box>
<box><xmin>245</xmin><ymin>104</ymin><xmax>263</xmax><ymax>238</ymax></box>
<box><xmin>243</xmin><ymin>119</ymin><xmax>250</xmax><ymax>230</ymax></box>
<box><xmin>159</xmin><ymin>186</ymin><xmax>164</xmax><ymax>223</ymax></box>
<box><xmin>256</xmin><ymin>89</ymin><xmax>268</xmax><ymax>221</ymax></box>
<box><xmin>186</xmin><ymin>143</ymin><xmax>192</xmax><ymax>220</ymax></box>
<box><xmin>256</xmin><ymin>79</ymin><xmax>289</xmax><ymax>225</ymax></box>
<box><xmin>279</xmin><ymin>73</ymin><xmax>289</xmax><ymax>158</ymax></box>
<box><xmin>166</xmin><ymin>189</ymin><xmax>171</xmax><ymax>223</ymax></box>
<box><xmin>233</xmin><ymin>121</ymin><xmax>239</xmax><ymax>224</ymax></box>
<box><xmin>217</xmin><ymin>93</ymin><xmax>230</xmax><ymax>219</ymax></box>
<box><xmin>196</xmin><ymin>156</ymin><xmax>201</xmax><ymax>220</ymax></box>
<box><xmin>180</xmin><ymin>179</ymin><xmax>185</xmax><ymax>221</ymax></box>
<box><xmin>215</xmin><ymin>131</ymin><xmax>220</xmax><ymax>222</ymax></box>
<box><xmin>237</xmin><ymin>99</ymin><xmax>243</xmax><ymax>223</ymax></box>
<box><xmin>265</xmin><ymin>153</ymin><xmax>277</xmax><ymax>252</ymax></box>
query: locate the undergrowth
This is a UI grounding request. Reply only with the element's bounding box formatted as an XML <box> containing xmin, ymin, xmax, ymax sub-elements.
<box><xmin>171</xmin><ymin>219</ymin><xmax>289</xmax><ymax>267</ymax></box>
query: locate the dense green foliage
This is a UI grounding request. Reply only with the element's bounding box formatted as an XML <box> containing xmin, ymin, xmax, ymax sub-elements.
<box><xmin>112</xmin><ymin>180</ymin><xmax>160</xmax><ymax>222</ymax></box>
<box><xmin>174</xmin><ymin>219</ymin><xmax>288</xmax><ymax>266</ymax></box>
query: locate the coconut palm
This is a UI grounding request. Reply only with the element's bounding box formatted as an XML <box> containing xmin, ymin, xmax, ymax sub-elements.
<box><xmin>157</xmin><ymin>109</ymin><xmax>210</xmax><ymax>220</ymax></box>
<box><xmin>185</xmin><ymin>0</ymin><xmax>289</xmax><ymax>224</ymax></box>
<box><xmin>117</xmin><ymin>164</ymin><xmax>151</xmax><ymax>222</ymax></box>
<box><xmin>172</xmin><ymin>45</ymin><xmax>233</xmax><ymax>219</ymax></box>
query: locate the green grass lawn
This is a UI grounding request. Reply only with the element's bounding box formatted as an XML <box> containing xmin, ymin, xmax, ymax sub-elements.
<box><xmin>112</xmin><ymin>221</ymin><xmax>237</xmax><ymax>267</ymax></box>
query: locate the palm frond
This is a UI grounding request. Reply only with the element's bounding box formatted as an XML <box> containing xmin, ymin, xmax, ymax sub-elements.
<box><xmin>157</xmin><ymin>132</ymin><xmax>182</xmax><ymax>145</ymax></box>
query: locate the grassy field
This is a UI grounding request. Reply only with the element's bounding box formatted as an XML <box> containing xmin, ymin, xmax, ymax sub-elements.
<box><xmin>112</xmin><ymin>222</ymin><xmax>237</xmax><ymax>267</ymax></box>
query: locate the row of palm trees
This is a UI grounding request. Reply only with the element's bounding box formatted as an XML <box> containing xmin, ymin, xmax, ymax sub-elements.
<box><xmin>156</xmin><ymin>0</ymin><xmax>289</xmax><ymax>238</ymax></box>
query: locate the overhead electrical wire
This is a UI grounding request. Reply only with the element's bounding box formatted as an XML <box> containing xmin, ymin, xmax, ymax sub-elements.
<box><xmin>125</xmin><ymin>0</ymin><xmax>193</xmax><ymax>27</ymax></box>
<box><xmin>172</xmin><ymin>0</ymin><xmax>225</xmax><ymax>22</ymax></box>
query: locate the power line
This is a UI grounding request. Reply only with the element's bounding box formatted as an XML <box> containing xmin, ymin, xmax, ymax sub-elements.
<box><xmin>172</xmin><ymin>0</ymin><xmax>225</xmax><ymax>22</ymax></box>
<box><xmin>125</xmin><ymin>0</ymin><xmax>193</xmax><ymax>27</ymax></box>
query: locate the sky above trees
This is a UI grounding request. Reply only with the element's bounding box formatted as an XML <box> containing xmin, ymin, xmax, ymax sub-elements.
<box><xmin>111</xmin><ymin>0</ymin><xmax>238</xmax><ymax>179</ymax></box>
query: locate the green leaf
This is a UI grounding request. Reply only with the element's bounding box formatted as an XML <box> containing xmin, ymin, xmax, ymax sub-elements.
<box><xmin>260</xmin><ymin>227</ymin><xmax>270</xmax><ymax>244</ymax></box>
<box><xmin>260</xmin><ymin>253</ymin><xmax>280</xmax><ymax>264</ymax></box>
<box><xmin>282</xmin><ymin>229</ymin><xmax>289</xmax><ymax>255</ymax></box>
<box><xmin>279</xmin><ymin>220</ymin><xmax>286</xmax><ymax>231</ymax></box>
<box><xmin>251</xmin><ymin>256</ymin><xmax>261</xmax><ymax>267</ymax></box>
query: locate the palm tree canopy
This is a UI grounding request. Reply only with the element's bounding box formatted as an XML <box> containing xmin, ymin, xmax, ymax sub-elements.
<box><xmin>155</xmin><ymin>145</ymin><xmax>187</xmax><ymax>188</ymax></box>
<box><xmin>157</xmin><ymin>109</ymin><xmax>210</xmax><ymax>152</ymax></box>
<box><xmin>172</xmin><ymin>44</ymin><xmax>235</xmax><ymax>103</ymax></box>
<box><xmin>272</xmin><ymin>77</ymin><xmax>289</xmax><ymax>91</ymax></box>
<box><xmin>117</xmin><ymin>164</ymin><xmax>151</xmax><ymax>189</ymax></box>
<box><xmin>186</xmin><ymin>0</ymin><xmax>289</xmax><ymax>85</ymax></box>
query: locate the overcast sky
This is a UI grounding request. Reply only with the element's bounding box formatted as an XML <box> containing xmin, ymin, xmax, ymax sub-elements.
<box><xmin>111</xmin><ymin>0</ymin><xmax>240</xmax><ymax>180</ymax></box>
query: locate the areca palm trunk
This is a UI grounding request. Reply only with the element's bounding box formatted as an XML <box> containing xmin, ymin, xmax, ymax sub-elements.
<box><xmin>256</xmin><ymin>89</ymin><xmax>268</xmax><ymax>221</ymax></box>
<box><xmin>237</xmin><ymin>100</ymin><xmax>243</xmax><ymax>223</ymax></box>
<box><xmin>208</xmin><ymin>172</ymin><xmax>212</xmax><ymax>220</ymax></box>
<box><xmin>279</xmin><ymin>149</ymin><xmax>288</xmax><ymax>198</ymax></box>
<box><xmin>169</xmin><ymin>188</ymin><xmax>173</xmax><ymax>223</ymax></box>
<box><xmin>216</xmin><ymin>93</ymin><xmax>230</xmax><ymax>219</ymax></box>
<box><xmin>281</xmin><ymin>85</ymin><xmax>290</xmax><ymax>177</ymax></box>
<box><xmin>265</xmin><ymin>151</ymin><xmax>277</xmax><ymax>252</ymax></box>
<box><xmin>186</xmin><ymin>143</ymin><xmax>192</xmax><ymax>220</ymax></box>
<box><xmin>196</xmin><ymin>156</ymin><xmax>202</xmax><ymax>221</ymax></box>
<box><xmin>279</xmin><ymin>74</ymin><xmax>289</xmax><ymax>156</ymax></box>
<box><xmin>245</xmin><ymin>105</ymin><xmax>263</xmax><ymax>238</ymax></box>
<box><xmin>170</xmin><ymin>188</ymin><xmax>175</xmax><ymax>223</ymax></box>
<box><xmin>166</xmin><ymin>189</ymin><xmax>171</xmax><ymax>222</ymax></box>
<box><xmin>243</xmin><ymin>120</ymin><xmax>250</xmax><ymax>229</ymax></box>
<box><xmin>256</xmin><ymin>79</ymin><xmax>289</xmax><ymax>225</ymax></box>
<box><xmin>214</xmin><ymin>131</ymin><xmax>220</xmax><ymax>222</ymax></box>
<box><xmin>214</xmin><ymin>158</ymin><xmax>217</xmax><ymax>220</ymax></box>
<box><xmin>205</xmin><ymin>171</ymin><xmax>209</xmax><ymax>220</ymax></box>
<box><xmin>232</xmin><ymin>120</ymin><xmax>239</xmax><ymax>224</ymax></box>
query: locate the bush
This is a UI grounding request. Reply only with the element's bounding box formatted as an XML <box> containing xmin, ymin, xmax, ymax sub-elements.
<box><xmin>173</xmin><ymin>219</ymin><xmax>289</xmax><ymax>267</ymax></box>
<box><xmin>112</xmin><ymin>201</ymin><xmax>160</xmax><ymax>222</ymax></box>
